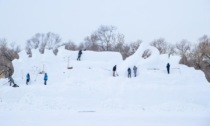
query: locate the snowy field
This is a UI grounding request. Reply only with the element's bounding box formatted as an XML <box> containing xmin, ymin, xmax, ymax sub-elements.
<box><xmin>0</xmin><ymin>43</ymin><xmax>210</xmax><ymax>126</ymax></box>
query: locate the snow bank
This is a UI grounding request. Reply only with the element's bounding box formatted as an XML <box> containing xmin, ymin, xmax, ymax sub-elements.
<box><xmin>0</xmin><ymin>44</ymin><xmax>210</xmax><ymax>126</ymax></box>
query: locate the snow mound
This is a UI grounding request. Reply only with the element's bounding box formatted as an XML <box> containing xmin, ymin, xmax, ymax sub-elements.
<box><xmin>0</xmin><ymin>43</ymin><xmax>210</xmax><ymax>126</ymax></box>
<box><xmin>118</xmin><ymin>43</ymin><xmax>180</xmax><ymax>77</ymax></box>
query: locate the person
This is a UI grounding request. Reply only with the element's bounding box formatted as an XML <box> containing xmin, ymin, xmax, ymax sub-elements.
<box><xmin>8</xmin><ymin>76</ymin><xmax>19</xmax><ymax>87</ymax></box>
<box><xmin>44</xmin><ymin>73</ymin><xmax>48</xmax><ymax>85</ymax></box>
<box><xmin>113</xmin><ymin>65</ymin><xmax>117</xmax><ymax>77</ymax></box>
<box><xmin>166</xmin><ymin>63</ymin><xmax>170</xmax><ymax>74</ymax></box>
<box><xmin>133</xmin><ymin>66</ymin><xmax>137</xmax><ymax>77</ymax></box>
<box><xmin>77</xmin><ymin>50</ymin><xmax>82</xmax><ymax>61</ymax></box>
<box><xmin>26</xmin><ymin>73</ymin><xmax>30</xmax><ymax>85</ymax></box>
<box><xmin>8</xmin><ymin>76</ymin><xmax>15</xmax><ymax>86</ymax></box>
<box><xmin>127</xmin><ymin>67</ymin><xmax>131</xmax><ymax>78</ymax></box>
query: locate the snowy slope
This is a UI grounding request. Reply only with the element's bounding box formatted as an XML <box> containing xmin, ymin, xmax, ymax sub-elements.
<box><xmin>0</xmin><ymin>45</ymin><xmax>210</xmax><ymax>126</ymax></box>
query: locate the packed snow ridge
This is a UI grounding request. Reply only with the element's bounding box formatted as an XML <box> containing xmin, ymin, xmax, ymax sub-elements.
<box><xmin>0</xmin><ymin>43</ymin><xmax>210</xmax><ymax>126</ymax></box>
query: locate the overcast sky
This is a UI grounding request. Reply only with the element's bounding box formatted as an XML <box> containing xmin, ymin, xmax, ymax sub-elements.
<box><xmin>0</xmin><ymin>0</ymin><xmax>210</xmax><ymax>47</ymax></box>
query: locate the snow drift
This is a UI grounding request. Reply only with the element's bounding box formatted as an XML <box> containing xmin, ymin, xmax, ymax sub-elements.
<box><xmin>0</xmin><ymin>44</ymin><xmax>210</xmax><ymax>126</ymax></box>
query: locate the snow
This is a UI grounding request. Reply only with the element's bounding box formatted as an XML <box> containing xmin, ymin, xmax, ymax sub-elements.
<box><xmin>0</xmin><ymin>44</ymin><xmax>210</xmax><ymax>126</ymax></box>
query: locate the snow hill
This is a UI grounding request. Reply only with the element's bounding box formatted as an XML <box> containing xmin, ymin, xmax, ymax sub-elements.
<box><xmin>0</xmin><ymin>43</ymin><xmax>210</xmax><ymax>126</ymax></box>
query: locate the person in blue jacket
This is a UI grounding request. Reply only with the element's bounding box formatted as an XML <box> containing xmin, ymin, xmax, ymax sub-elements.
<box><xmin>26</xmin><ymin>73</ymin><xmax>30</xmax><ymax>85</ymax></box>
<box><xmin>44</xmin><ymin>73</ymin><xmax>48</xmax><ymax>85</ymax></box>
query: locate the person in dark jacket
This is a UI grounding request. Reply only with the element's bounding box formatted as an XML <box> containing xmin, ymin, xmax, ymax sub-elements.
<box><xmin>166</xmin><ymin>63</ymin><xmax>170</xmax><ymax>74</ymax></box>
<box><xmin>77</xmin><ymin>50</ymin><xmax>82</xmax><ymax>61</ymax></box>
<box><xmin>8</xmin><ymin>76</ymin><xmax>15</xmax><ymax>86</ymax></box>
<box><xmin>127</xmin><ymin>67</ymin><xmax>131</xmax><ymax>78</ymax></box>
<box><xmin>44</xmin><ymin>73</ymin><xmax>48</xmax><ymax>85</ymax></box>
<box><xmin>113</xmin><ymin>65</ymin><xmax>117</xmax><ymax>77</ymax></box>
<box><xmin>26</xmin><ymin>73</ymin><xmax>30</xmax><ymax>85</ymax></box>
<box><xmin>8</xmin><ymin>76</ymin><xmax>19</xmax><ymax>87</ymax></box>
<box><xmin>133</xmin><ymin>66</ymin><xmax>137</xmax><ymax>77</ymax></box>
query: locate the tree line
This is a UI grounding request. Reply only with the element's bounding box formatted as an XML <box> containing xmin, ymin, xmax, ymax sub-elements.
<box><xmin>0</xmin><ymin>25</ymin><xmax>210</xmax><ymax>82</ymax></box>
<box><xmin>25</xmin><ymin>25</ymin><xmax>141</xmax><ymax>60</ymax></box>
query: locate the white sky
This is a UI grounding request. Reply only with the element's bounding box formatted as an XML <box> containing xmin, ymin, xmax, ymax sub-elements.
<box><xmin>0</xmin><ymin>0</ymin><xmax>210</xmax><ymax>47</ymax></box>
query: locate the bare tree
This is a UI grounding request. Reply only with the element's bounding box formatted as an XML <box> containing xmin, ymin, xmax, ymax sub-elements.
<box><xmin>26</xmin><ymin>32</ymin><xmax>62</xmax><ymax>55</ymax></box>
<box><xmin>81</xmin><ymin>25</ymin><xmax>142</xmax><ymax>59</ymax></box>
<box><xmin>25</xmin><ymin>42</ymin><xmax>32</xmax><ymax>57</ymax></box>
<box><xmin>129</xmin><ymin>40</ymin><xmax>142</xmax><ymax>55</ymax></box>
<box><xmin>192</xmin><ymin>36</ymin><xmax>210</xmax><ymax>68</ymax></box>
<box><xmin>78</xmin><ymin>43</ymin><xmax>85</xmax><ymax>50</ymax></box>
<box><xmin>120</xmin><ymin>44</ymin><xmax>131</xmax><ymax>60</ymax></box>
<box><xmin>194</xmin><ymin>35</ymin><xmax>210</xmax><ymax>81</ymax></box>
<box><xmin>39</xmin><ymin>41</ymin><xmax>47</xmax><ymax>54</ymax></box>
<box><xmin>176</xmin><ymin>40</ymin><xmax>191</xmax><ymax>56</ymax></box>
<box><xmin>150</xmin><ymin>38</ymin><xmax>169</xmax><ymax>54</ymax></box>
<box><xmin>84</xmin><ymin>33</ymin><xmax>99</xmax><ymax>51</ymax></box>
<box><xmin>64</xmin><ymin>41</ymin><xmax>77</xmax><ymax>51</ymax></box>
<box><xmin>0</xmin><ymin>38</ymin><xmax>19</xmax><ymax>78</ymax></box>
<box><xmin>0</xmin><ymin>39</ymin><xmax>19</xmax><ymax>61</ymax></box>
<box><xmin>198</xmin><ymin>35</ymin><xmax>210</xmax><ymax>61</ymax></box>
<box><xmin>0</xmin><ymin>38</ymin><xmax>7</xmax><ymax>52</ymax></box>
<box><xmin>179</xmin><ymin>35</ymin><xmax>210</xmax><ymax>82</ymax></box>
<box><xmin>26</xmin><ymin>33</ymin><xmax>44</xmax><ymax>49</ymax></box>
<box><xmin>113</xmin><ymin>34</ymin><xmax>125</xmax><ymax>52</ymax></box>
<box><xmin>45</xmin><ymin>32</ymin><xmax>61</xmax><ymax>50</ymax></box>
<box><xmin>168</xmin><ymin>44</ymin><xmax>176</xmax><ymax>56</ymax></box>
<box><xmin>26</xmin><ymin>33</ymin><xmax>45</xmax><ymax>54</ymax></box>
<box><xmin>119</xmin><ymin>40</ymin><xmax>141</xmax><ymax>60</ymax></box>
<box><xmin>96</xmin><ymin>25</ymin><xmax>117</xmax><ymax>51</ymax></box>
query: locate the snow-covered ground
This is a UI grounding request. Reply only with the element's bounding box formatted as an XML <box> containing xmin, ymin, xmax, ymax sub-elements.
<box><xmin>0</xmin><ymin>44</ymin><xmax>210</xmax><ymax>126</ymax></box>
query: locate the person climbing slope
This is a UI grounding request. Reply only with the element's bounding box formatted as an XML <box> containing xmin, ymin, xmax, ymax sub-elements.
<box><xmin>77</xmin><ymin>50</ymin><xmax>82</xmax><ymax>61</ymax></box>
